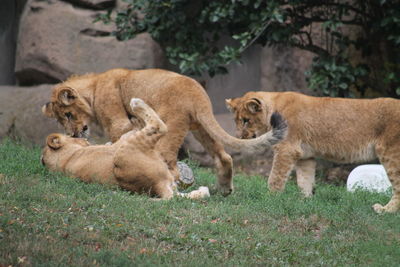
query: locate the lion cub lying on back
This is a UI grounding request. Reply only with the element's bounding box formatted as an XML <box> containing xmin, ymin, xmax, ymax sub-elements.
<box><xmin>226</xmin><ymin>91</ymin><xmax>400</xmax><ymax>213</ymax></box>
<box><xmin>41</xmin><ymin>98</ymin><xmax>209</xmax><ymax>199</ymax></box>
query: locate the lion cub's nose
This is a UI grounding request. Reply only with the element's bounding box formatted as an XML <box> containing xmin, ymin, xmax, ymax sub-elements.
<box><xmin>83</xmin><ymin>125</ymin><xmax>88</xmax><ymax>131</ymax></box>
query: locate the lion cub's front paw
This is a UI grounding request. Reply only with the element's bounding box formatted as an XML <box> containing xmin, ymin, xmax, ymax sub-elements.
<box><xmin>372</xmin><ymin>203</ymin><xmax>384</xmax><ymax>214</ymax></box>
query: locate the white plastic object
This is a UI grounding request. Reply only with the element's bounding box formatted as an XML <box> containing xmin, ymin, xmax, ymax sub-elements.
<box><xmin>347</xmin><ymin>164</ymin><xmax>391</xmax><ymax>193</ymax></box>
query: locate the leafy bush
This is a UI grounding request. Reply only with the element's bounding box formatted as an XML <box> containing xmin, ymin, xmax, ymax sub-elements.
<box><xmin>99</xmin><ymin>0</ymin><xmax>400</xmax><ymax>97</ymax></box>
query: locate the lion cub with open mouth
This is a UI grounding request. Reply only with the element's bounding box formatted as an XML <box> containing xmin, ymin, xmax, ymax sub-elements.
<box><xmin>41</xmin><ymin>98</ymin><xmax>209</xmax><ymax>200</ymax></box>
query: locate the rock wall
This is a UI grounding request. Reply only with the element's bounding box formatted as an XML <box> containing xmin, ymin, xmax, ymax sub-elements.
<box><xmin>261</xmin><ymin>46</ymin><xmax>314</xmax><ymax>95</ymax></box>
<box><xmin>15</xmin><ymin>0</ymin><xmax>164</xmax><ymax>85</ymax></box>
<box><xmin>0</xmin><ymin>84</ymin><xmax>104</xmax><ymax>145</ymax></box>
<box><xmin>201</xmin><ymin>44</ymin><xmax>314</xmax><ymax>114</ymax></box>
<box><xmin>200</xmin><ymin>45</ymin><xmax>263</xmax><ymax>114</ymax></box>
<box><xmin>0</xmin><ymin>0</ymin><xmax>26</xmax><ymax>85</ymax></box>
<box><xmin>0</xmin><ymin>85</ymin><xmax>60</xmax><ymax>144</ymax></box>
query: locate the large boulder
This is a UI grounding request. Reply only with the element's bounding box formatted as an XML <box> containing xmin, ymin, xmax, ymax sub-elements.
<box><xmin>61</xmin><ymin>0</ymin><xmax>115</xmax><ymax>10</ymax></box>
<box><xmin>0</xmin><ymin>85</ymin><xmax>104</xmax><ymax>145</ymax></box>
<box><xmin>15</xmin><ymin>0</ymin><xmax>164</xmax><ymax>85</ymax></box>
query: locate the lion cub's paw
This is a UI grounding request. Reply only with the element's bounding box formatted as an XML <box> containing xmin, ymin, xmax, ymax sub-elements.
<box><xmin>372</xmin><ymin>203</ymin><xmax>385</xmax><ymax>214</ymax></box>
<box><xmin>177</xmin><ymin>186</ymin><xmax>210</xmax><ymax>199</ymax></box>
<box><xmin>372</xmin><ymin>203</ymin><xmax>399</xmax><ymax>213</ymax></box>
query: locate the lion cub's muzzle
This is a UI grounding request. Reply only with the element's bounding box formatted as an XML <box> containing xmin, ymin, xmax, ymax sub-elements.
<box><xmin>71</xmin><ymin>125</ymin><xmax>89</xmax><ymax>138</ymax></box>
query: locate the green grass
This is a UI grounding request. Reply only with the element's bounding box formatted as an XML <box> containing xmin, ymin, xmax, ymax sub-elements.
<box><xmin>0</xmin><ymin>139</ymin><xmax>399</xmax><ymax>266</ymax></box>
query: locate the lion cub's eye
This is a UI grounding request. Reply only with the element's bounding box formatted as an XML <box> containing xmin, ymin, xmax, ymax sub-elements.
<box><xmin>65</xmin><ymin>112</ymin><xmax>73</xmax><ymax>120</ymax></box>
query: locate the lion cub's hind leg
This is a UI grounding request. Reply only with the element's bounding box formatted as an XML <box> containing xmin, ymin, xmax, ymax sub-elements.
<box><xmin>373</xmin><ymin>143</ymin><xmax>400</xmax><ymax>213</ymax></box>
<box><xmin>192</xmin><ymin>128</ymin><xmax>233</xmax><ymax>196</ymax></box>
<box><xmin>154</xmin><ymin>176</ymin><xmax>176</xmax><ymax>200</ymax></box>
<box><xmin>130</xmin><ymin>98</ymin><xmax>167</xmax><ymax>137</ymax></box>
<box><xmin>295</xmin><ymin>159</ymin><xmax>316</xmax><ymax>197</ymax></box>
<box><xmin>113</xmin><ymin>98</ymin><xmax>175</xmax><ymax>199</ymax></box>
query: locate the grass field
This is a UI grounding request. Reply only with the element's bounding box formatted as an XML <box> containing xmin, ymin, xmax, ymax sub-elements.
<box><xmin>1</xmin><ymin>139</ymin><xmax>399</xmax><ymax>266</ymax></box>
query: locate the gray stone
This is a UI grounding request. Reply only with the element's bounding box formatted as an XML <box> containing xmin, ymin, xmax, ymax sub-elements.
<box><xmin>15</xmin><ymin>0</ymin><xmax>164</xmax><ymax>85</ymax></box>
<box><xmin>176</xmin><ymin>161</ymin><xmax>195</xmax><ymax>188</ymax></box>
<box><xmin>61</xmin><ymin>0</ymin><xmax>115</xmax><ymax>10</ymax></box>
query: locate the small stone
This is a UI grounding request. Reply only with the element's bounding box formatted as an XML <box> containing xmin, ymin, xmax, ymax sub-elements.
<box><xmin>176</xmin><ymin>161</ymin><xmax>195</xmax><ymax>189</ymax></box>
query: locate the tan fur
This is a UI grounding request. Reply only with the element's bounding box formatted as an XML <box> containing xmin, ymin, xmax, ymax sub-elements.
<box><xmin>41</xmin><ymin>98</ymin><xmax>209</xmax><ymax>200</ymax></box>
<box><xmin>226</xmin><ymin>91</ymin><xmax>400</xmax><ymax>213</ymax></box>
<box><xmin>42</xmin><ymin>68</ymin><xmax>282</xmax><ymax>196</ymax></box>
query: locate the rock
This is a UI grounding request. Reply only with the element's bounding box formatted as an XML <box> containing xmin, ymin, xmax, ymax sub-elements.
<box><xmin>176</xmin><ymin>161</ymin><xmax>195</xmax><ymax>189</ymax></box>
<box><xmin>198</xmin><ymin>44</ymin><xmax>315</xmax><ymax>114</ymax></box>
<box><xmin>0</xmin><ymin>85</ymin><xmax>104</xmax><ymax>145</ymax></box>
<box><xmin>61</xmin><ymin>0</ymin><xmax>115</xmax><ymax>10</ymax></box>
<box><xmin>0</xmin><ymin>85</ymin><xmax>59</xmax><ymax>144</ymax></box>
<box><xmin>15</xmin><ymin>0</ymin><xmax>164</xmax><ymax>85</ymax></box>
<box><xmin>116</xmin><ymin>0</ymin><xmax>129</xmax><ymax>10</ymax></box>
<box><xmin>199</xmin><ymin>45</ymin><xmax>262</xmax><ymax>114</ymax></box>
<box><xmin>260</xmin><ymin>46</ymin><xmax>314</xmax><ymax>95</ymax></box>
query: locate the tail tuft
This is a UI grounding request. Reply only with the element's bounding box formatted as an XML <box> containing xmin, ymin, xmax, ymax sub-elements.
<box><xmin>270</xmin><ymin>112</ymin><xmax>288</xmax><ymax>145</ymax></box>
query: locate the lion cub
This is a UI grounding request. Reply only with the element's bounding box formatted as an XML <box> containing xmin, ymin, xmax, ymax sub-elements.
<box><xmin>226</xmin><ymin>91</ymin><xmax>400</xmax><ymax>213</ymax></box>
<box><xmin>41</xmin><ymin>68</ymin><xmax>287</xmax><ymax>196</ymax></box>
<box><xmin>41</xmin><ymin>98</ymin><xmax>209</xmax><ymax>199</ymax></box>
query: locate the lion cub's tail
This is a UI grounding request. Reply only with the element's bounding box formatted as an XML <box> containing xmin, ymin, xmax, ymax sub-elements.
<box><xmin>197</xmin><ymin>110</ymin><xmax>287</xmax><ymax>153</ymax></box>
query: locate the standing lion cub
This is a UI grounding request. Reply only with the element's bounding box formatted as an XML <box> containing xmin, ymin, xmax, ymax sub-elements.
<box><xmin>42</xmin><ymin>68</ymin><xmax>286</xmax><ymax>195</ymax></box>
<box><xmin>41</xmin><ymin>98</ymin><xmax>210</xmax><ymax>199</ymax></box>
<box><xmin>226</xmin><ymin>91</ymin><xmax>400</xmax><ymax>213</ymax></box>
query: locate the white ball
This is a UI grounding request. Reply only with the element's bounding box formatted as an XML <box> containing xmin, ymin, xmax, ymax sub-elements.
<box><xmin>347</xmin><ymin>164</ymin><xmax>391</xmax><ymax>193</ymax></box>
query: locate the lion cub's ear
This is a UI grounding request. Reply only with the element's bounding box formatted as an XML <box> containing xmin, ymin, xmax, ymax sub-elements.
<box><xmin>42</xmin><ymin>102</ymin><xmax>55</xmax><ymax>118</ymax></box>
<box><xmin>46</xmin><ymin>134</ymin><xmax>64</xmax><ymax>150</ymax></box>
<box><xmin>225</xmin><ymin>98</ymin><xmax>235</xmax><ymax>112</ymax></box>
<box><xmin>245</xmin><ymin>98</ymin><xmax>263</xmax><ymax>114</ymax></box>
<box><xmin>57</xmin><ymin>87</ymin><xmax>78</xmax><ymax>106</ymax></box>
